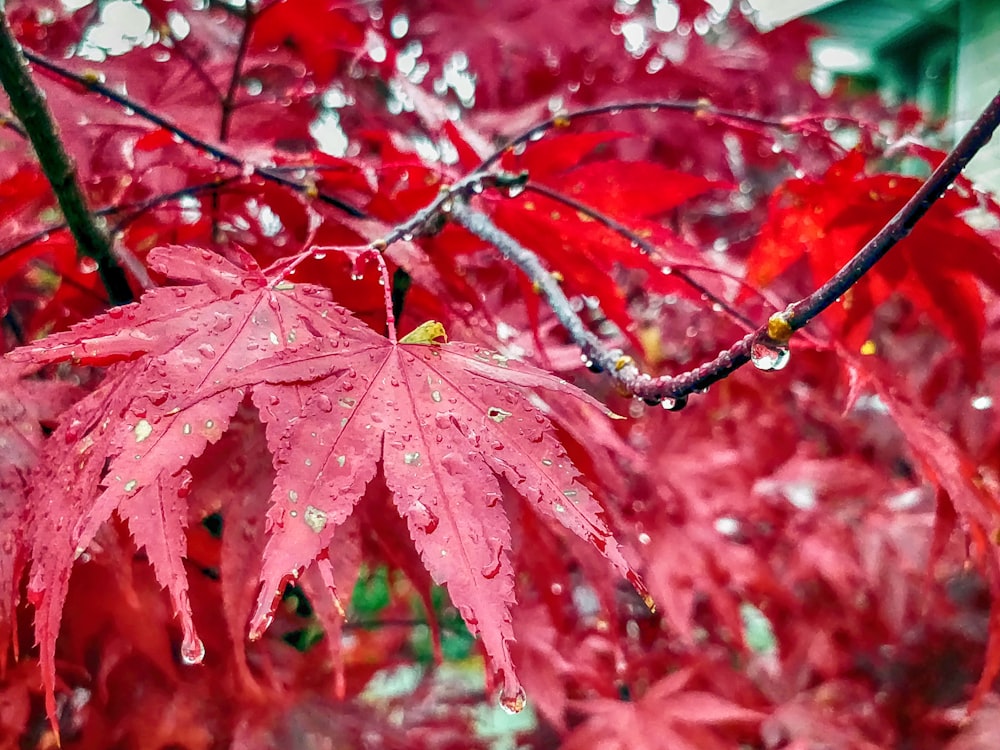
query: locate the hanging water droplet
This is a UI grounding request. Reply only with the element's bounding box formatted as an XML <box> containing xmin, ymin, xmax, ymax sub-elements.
<box><xmin>660</xmin><ymin>394</ymin><xmax>688</xmax><ymax>411</ymax></box>
<box><xmin>500</xmin><ymin>686</ymin><xmax>527</xmax><ymax>714</ymax></box>
<box><xmin>180</xmin><ymin>634</ymin><xmax>205</xmax><ymax>665</ymax></box>
<box><xmin>750</xmin><ymin>338</ymin><xmax>790</xmax><ymax>371</ymax></box>
<box><xmin>505</xmin><ymin>183</ymin><xmax>525</xmax><ymax>198</ymax></box>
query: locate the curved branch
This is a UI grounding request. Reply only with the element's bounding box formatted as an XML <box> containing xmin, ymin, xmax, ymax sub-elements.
<box><xmin>450</xmin><ymin>87</ymin><xmax>1000</xmax><ymax>407</ymax></box>
<box><xmin>784</xmin><ymin>91</ymin><xmax>1000</xmax><ymax>333</ymax></box>
<box><xmin>476</xmin><ymin>100</ymin><xmax>858</xmax><ymax>173</ymax></box>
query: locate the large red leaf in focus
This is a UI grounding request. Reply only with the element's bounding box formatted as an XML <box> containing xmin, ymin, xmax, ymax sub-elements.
<box><xmin>9</xmin><ymin>245</ymin><xmax>643</xmax><ymax>717</ymax></box>
<box><xmin>748</xmin><ymin>151</ymin><xmax>1000</xmax><ymax>378</ymax></box>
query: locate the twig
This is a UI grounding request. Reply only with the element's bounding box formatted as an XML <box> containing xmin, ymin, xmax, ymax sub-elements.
<box><xmin>0</xmin><ymin>109</ymin><xmax>25</xmax><ymax>137</ymax></box>
<box><xmin>0</xmin><ymin>10</ymin><xmax>133</xmax><ymax>305</ymax></box>
<box><xmin>521</xmin><ymin>182</ymin><xmax>757</xmax><ymax>331</ymax></box>
<box><xmin>21</xmin><ymin>48</ymin><xmax>364</xmax><ymax>218</ymax></box>
<box><xmin>219</xmin><ymin>4</ymin><xmax>253</xmax><ymax>142</ymax></box>
<box><xmin>0</xmin><ymin>177</ymin><xmax>240</xmax><ymax>264</ymax></box>
<box><xmin>476</xmin><ymin>101</ymin><xmax>860</xmax><ymax>173</ymax></box>
<box><xmin>450</xmin><ymin>87</ymin><xmax>1000</xmax><ymax>407</ymax></box>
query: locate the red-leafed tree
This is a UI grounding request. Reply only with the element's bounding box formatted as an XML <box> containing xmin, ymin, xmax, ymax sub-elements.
<box><xmin>1</xmin><ymin>0</ymin><xmax>1000</xmax><ymax>747</ymax></box>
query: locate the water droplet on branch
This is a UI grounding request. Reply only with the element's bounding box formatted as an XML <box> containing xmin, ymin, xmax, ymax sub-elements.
<box><xmin>660</xmin><ymin>394</ymin><xmax>688</xmax><ymax>411</ymax></box>
<box><xmin>750</xmin><ymin>337</ymin><xmax>790</xmax><ymax>371</ymax></box>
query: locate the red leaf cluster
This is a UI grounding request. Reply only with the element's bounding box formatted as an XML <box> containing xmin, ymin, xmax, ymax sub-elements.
<box><xmin>1</xmin><ymin>1</ymin><xmax>999</xmax><ymax>748</ymax></box>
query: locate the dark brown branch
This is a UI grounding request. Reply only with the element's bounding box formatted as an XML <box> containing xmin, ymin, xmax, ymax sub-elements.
<box><xmin>0</xmin><ymin>10</ymin><xmax>133</xmax><ymax>305</ymax></box>
<box><xmin>449</xmin><ymin>87</ymin><xmax>1000</xmax><ymax>407</ymax></box>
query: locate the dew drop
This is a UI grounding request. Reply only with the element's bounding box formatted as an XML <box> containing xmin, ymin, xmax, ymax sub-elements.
<box><xmin>134</xmin><ymin>418</ymin><xmax>153</xmax><ymax>442</ymax></box>
<box><xmin>481</xmin><ymin>537</ymin><xmax>503</xmax><ymax>578</ymax></box>
<box><xmin>750</xmin><ymin>338</ymin><xmax>790</xmax><ymax>371</ymax></box>
<box><xmin>316</xmin><ymin>394</ymin><xmax>334</xmax><ymax>412</ymax></box>
<box><xmin>197</xmin><ymin>343</ymin><xmax>217</xmax><ymax>359</ymax></box>
<box><xmin>303</xmin><ymin>505</ymin><xmax>327</xmax><ymax>533</ymax></box>
<box><xmin>249</xmin><ymin>612</ymin><xmax>274</xmax><ymax>641</ymax></box>
<box><xmin>180</xmin><ymin>634</ymin><xmax>205</xmax><ymax>665</ymax></box>
<box><xmin>500</xmin><ymin>686</ymin><xmax>527</xmax><ymax>715</ymax></box>
<box><xmin>660</xmin><ymin>394</ymin><xmax>688</xmax><ymax>411</ymax></box>
<box><xmin>212</xmin><ymin>313</ymin><xmax>233</xmax><ymax>332</ymax></box>
<box><xmin>63</xmin><ymin>418</ymin><xmax>83</xmax><ymax>443</ymax></box>
<box><xmin>409</xmin><ymin>500</ymin><xmax>439</xmax><ymax>533</ymax></box>
<box><xmin>487</xmin><ymin>407</ymin><xmax>512</xmax><ymax>423</ymax></box>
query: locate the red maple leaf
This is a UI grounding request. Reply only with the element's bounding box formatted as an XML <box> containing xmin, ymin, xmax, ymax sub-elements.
<box><xmin>747</xmin><ymin>151</ymin><xmax>1000</xmax><ymax>378</ymax></box>
<box><xmin>10</xmin><ymin>244</ymin><xmax>645</xmax><ymax>716</ymax></box>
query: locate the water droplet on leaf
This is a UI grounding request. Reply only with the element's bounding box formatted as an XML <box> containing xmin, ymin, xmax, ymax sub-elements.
<box><xmin>180</xmin><ymin>634</ymin><xmax>205</xmax><ymax>665</ymax></box>
<box><xmin>481</xmin><ymin>536</ymin><xmax>503</xmax><ymax>578</ymax></box>
<box><xmin>500</xmin><ymin>686</ymin><xmax>527</xmax><ymax>714</ymax></box>
<box><xmin>409</xmin><ymin>501</ymin><xmax>439</xmax><ymax>533</ymax></box>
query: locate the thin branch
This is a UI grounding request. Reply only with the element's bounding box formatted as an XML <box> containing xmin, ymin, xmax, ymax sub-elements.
<box><xmin>0</xmin><ymin>177</ymin><xmax>240</xmax><ymax>263</ymax></box>
<box><xmin>21</xmin><ymin>49</ymin><xmax>364</xmax><ymax>218</ymax></box>
<box><xmin>219</xmin><ymin>4</ymin><xmax>253</xmax><ymax>142</ymax></box>
<box><xmin>0</xmin><ymin>10</ymin><xmax>133</xmax><ymax>305</ymax></box>
<box><xmin>476</xmin><ymin>101</ymin><xmax>859</xmax><ymax>173</ymax></box>
<box><xmin>158</xmin><ymin>30</ymin><xmax>224</xmax><ymax>102</ymax></box>
<box><xmin>521</xmin><ymin>182</ymin><xmax>757</xmax><ymax>331</ymax></box>
<box><xmin>0</xmin><ymin>109</ymin><xmax>25</xmax><ymax>137</ymax></box>
<box><xmin>449</xmin><ymin>87</ymin><xmax>1000</xmax><ymax>407</ymax></box>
